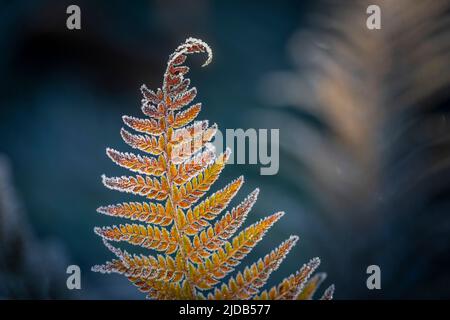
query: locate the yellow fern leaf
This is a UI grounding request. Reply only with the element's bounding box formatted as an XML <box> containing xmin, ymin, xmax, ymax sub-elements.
<box><xmin>93</xmin><ymin>38</ymin><xmax>332</xmax><ymax>300</ymax></box>
<box><xmin>141</xmin><ymin>105</ymin><xmax>164</xmax><ymax>120</ymax></box>
<box><xmin>170</xmin><ymin>120</ymin><xmax>209</xmax><ymax>144</ymax></box>
<box><xmin>172</xmin><ymin>150</ymin><xmax>229</xmax><ymax>208</ymax></box>
<box><xmin>206</xmin><ymin>236</ymin><xmax>298</xmax><ymax>299</ymax></box>
<box><xmin>97</xmin><ymin>201</ymin><xmax>173</xmax><ymax>225</ymax></box>
<box><xmin>171</xmin><ymin>147</ymin><xmax>216</xmax><ymax>185</ymax></box>
<box><xmin>94</xmin><ymin>224</ymin><xmax>178</xmax><ymax>254</ymax></box>
<box><xmin>185</xmin><ymin>189</ymin><xmax>261</xmax><ymax>264</ymax></box>
<box><xmin>102</xmin><ymin>174</ymin><xmax>169</xmax><ymax>200</ymax></box>
<box><xmin>296</xmin><ymin>272</ymin><xmax>327</xmax><ymax>300</ymax></box>
<box><xmin>167</xmin><ymin>87</ymin><xmax>197</xmax><ymax>111</ymax></box>
<box><xmin>168</xmin><ymin>126</ymin><xmax>217</xmax><ymax>164</ymax></box>
<box><xmin>129</xmin><ymin>276</ymin><xmax>193</xmax><ymax>300</ymax></box>
<box><xmin>141</xmin><ymin>102</ymin><xmax>165</xmax><ymax>120</ymax></box>
<box><xmin>189</xmin><ymin>212</ymin><xmax>284</xmax><ymax>288</ymax></box>
<box><xmin>255</xmin><ymin>257</ymin><xmax>321</xmax><ymax>300</ymax></box>
<box><xmin>171</xmin><ymin>103</ymin><xmax>202</xmax><ymax>128</ymax></box>
<box><xmin>179</xmin><ymin>177</ymin><xmax>245</xmax><ymax>235</ymax></box>
<box><xmin>140</xmin><ymin>84</ymin><xmax>163</xmax><ymax>106</ymax></box>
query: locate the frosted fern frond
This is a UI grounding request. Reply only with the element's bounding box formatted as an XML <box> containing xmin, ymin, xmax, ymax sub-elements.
<box><xmin>92</xmin><ymin>38</ymin><xmax>332</xmax><ymax>300</ymax></box>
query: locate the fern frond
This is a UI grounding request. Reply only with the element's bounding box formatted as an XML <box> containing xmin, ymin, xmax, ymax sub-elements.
<box><xmin>189</xmin><ymin>212</ymin><xmax>284</xmax><ymax>287</ymax></box>
<box><xmin>170</xmin><ymin>146</ymin><xmax>216</xmax><ymax>185</ymax></box>
<box><xmin>129</xmin><ymin>277</ymin><xmax>193</xmax><ymax>300</ymax></box>
<box><xmin>255</xmin><ymin>257</ymin><xmax>321</xmax><ymax>300</ymax></box>
<box><xmin>186</xmin><ymin>190</ymin><xmax>263</xmax><ymax>264</ymax></box>
<box><xmin>93</xmin><ymin>38</ymin><xmax>332</xmax><ymax>300</ymax></box>
<box><xmin>120</xmin><ymin>128</ymin><xmax>164</xmax><ymax>155</ymax></box>
<box><xmin>94</xmin><ymin>253</ymin><xmax>184</xmax><ymax>282</ymax></box>
<box><xmin>168</xmin><ymin>126</ymin><xmax>217</xmax><ymax>164</ymax></box>
<box><xmin>296</xmin><ymin>272</ymin><xmax>327</xmax><ymax>300</ymax></box>
<box><xmin>320</xmin><ymin>284</ymin><xmax>335</xmax><ymax>300</ymax></box>
<box><xmin>106</xmin><ymin>148</ymin><xmax>166</xmax><ymax>176</ymax></box>
<box><xmin>94</xmin><ymin>224</ymin><xmax>178</xmax><ymax>254</ymax></box>
<box><xmin>102</xmin><ymin>174</ymin><xmax>169</xmax><ymax>199</ymax></box>
<box><xmin>179</xmin><ymin>177</ymin><xmax>246</xmax><ymax>235</ymax></box>
<box><xmin>172</xmin><ymin>150</ymin><xmax>229</xmax><ymax>208</ymax></box>
<box><xmin>206</xmin><ymin>236</ymin><xmax>298</xmax><ymax>299</ymax></box>
<box><xmin>97</xmin><ymin>201</ymin><xmax>173</xmax><ymax>225</ymax></box>
<box><xmin>209</xmin><ymin>188</ymin><xmax>259</xmax><ymax>238</ymax></box>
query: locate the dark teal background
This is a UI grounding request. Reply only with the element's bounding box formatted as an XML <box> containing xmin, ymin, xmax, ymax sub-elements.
<box><xmin>1</xmin><ymin>0</ymin><xmax>450</xmax><ymax>299</ymax></box>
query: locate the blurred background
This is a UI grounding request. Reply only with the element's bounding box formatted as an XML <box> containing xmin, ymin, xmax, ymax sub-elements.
<box><xmin>1</xmin><ymin>0</ymin><xmax>449</xmax><ymax>299</ymax></box>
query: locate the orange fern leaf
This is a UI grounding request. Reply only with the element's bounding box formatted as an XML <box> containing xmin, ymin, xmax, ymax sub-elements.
<box><xmin>179</xmin><ymin>177</ymin><xmax>245</xmax><ymax>235</ymax></box>
<box><xmin>255</xmin><ymin>257</ymin><xmax>321</xmax><ymax>300</ymax></box>
<box><xmin>120</xmin><ymin>129</ymin><xmax>164</xmax><ymax>155</ymax></box>
<box><xmin>188</xmin><ymin>212</ymin><xmax>284</xmax><ymax>287</ymax></box>
<box><xmin>170</xmin><ymin>146</ymin><xmax>216</xmax><ymax>185</ymax></box>
<box><xmin>206</xmin><ymin>236</ymin><xmax>298</xmax><ymax>299</ymax></box>
<box><xmin>172</xmin><ymin>150</ymin><xmax>229</xmax><ymax>208</ymax></box>
<box><xmin>92</xmin><ymin>37</ymin><xmax>332</xmax><ymax>300</ymax></box>
<box><xmin>94</xmin><ymin>224</ymin><xmax>178</xmax><ymax>254</ymax></box>
<box><xmin>172</xmin><ymin>103</ymin><xmax>202</xmax><ymax>128</ymax></box>
<box><xmin>106</xmin><ymin>148</ymin><xmax>166</xmax><ymax>176</ymax></box>
<box><xmin>140</xmin><ymin>85</ymin><xmax>162</xmax><ymax>105</ymax></box>
<box><xmin>186</xmin><ymin>193</ymin><xmax>269</xmax><ymax>266</ymax></box>
<box><xmin>102</xmin><ymin>174</ymin><xmax>169</xmax><ymax>199</ymax></box>
<box><xmin>123</xmin><ymin>115</ymin><xmax>165</xmax><ymax>136</ymax></box>
<box><xmin>97</xmin><ymin>201</ymin><xmax>173</xmax><ymax>225</ymax></box>
<box><xmin>94</xmin><ymin>253</ymin><xmax>184</xmax><ymax>282</ymax></box>
<box><xmin>320</xmin><ymin>284</ymin><xmax>335</xmax><ymax>300</ymax></box>
<box><xmin>129</xmin><ymin>277</ymin><xmax>192</xmax><ymax>300</ymax></box>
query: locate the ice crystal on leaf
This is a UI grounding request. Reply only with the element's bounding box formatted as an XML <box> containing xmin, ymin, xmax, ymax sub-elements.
<box><xmin>92</xmin><ymin>38</ymin><xmax>333</xmax><ymax>300</ymax></box>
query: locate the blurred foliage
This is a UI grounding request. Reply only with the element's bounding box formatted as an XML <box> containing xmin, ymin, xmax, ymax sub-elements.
<box><xmin>259</xmin><ymin>0</ymin><xmax>450</xmax><ymax>298</ymax></box>
<box><xmin>0</xmin><ymin>155</ymin><xmax>70</xmax><ymax>298</ymax></box>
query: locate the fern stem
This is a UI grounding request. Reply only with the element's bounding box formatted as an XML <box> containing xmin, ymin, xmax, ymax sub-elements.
<box><xmin>161</xmin><ymin>90</ymin><xmax>196</xmax><ymax>299</ymax></box>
